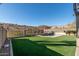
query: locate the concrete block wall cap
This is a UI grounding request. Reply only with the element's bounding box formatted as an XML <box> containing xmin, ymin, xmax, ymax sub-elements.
<box><xmin>76</xmin><ymin>38</ymin><xmax>79</xmax><ymax>39</ymax></box>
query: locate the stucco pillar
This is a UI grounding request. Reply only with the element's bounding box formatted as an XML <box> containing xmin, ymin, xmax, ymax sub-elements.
<box><xmin>76</xmin><ymin>14</ymin><xmax>79</xmax><ymax>37</ymax></box>
<box><xmin>73</xmin><ymin>3</ymin><xmax>79</xmax><ymax>56</ymax></box>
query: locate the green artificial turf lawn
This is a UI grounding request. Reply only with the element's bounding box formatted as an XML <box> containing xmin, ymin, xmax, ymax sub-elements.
<box><xmin>12</xmin><ymin>35</ymin><xmax>76</xmax><ymax>56</ymax></box>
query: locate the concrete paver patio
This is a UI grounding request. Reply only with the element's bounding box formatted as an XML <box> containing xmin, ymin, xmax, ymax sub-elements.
<box><xmin>0</xmin><ymin>39</ymin><xmax>10</xmax><ymax>56</ymax></box>
<box><xmin>75</xmin><ymin>38</ymin><xmax>79</xmax><ymax>56</ymax></box>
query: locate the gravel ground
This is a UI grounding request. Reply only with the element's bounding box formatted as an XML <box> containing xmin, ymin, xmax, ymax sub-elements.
<box><xmin>38</xmin><ymin>33</ymin><xmax>66</xmax><ymax>38</ymax></box>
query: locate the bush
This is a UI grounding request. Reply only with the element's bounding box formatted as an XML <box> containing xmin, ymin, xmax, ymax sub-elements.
<box><xmin>64</xmin><ymin>30</ymin><xmax>76</xmax><ymax>35</ymax></box>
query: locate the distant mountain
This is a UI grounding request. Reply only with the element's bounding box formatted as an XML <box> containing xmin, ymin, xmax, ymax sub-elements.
<box><xmin>64</xmin><ymin>21</ymin><xmax>76</xmax><ymax>30</ymax></box>
<box><xmin>0</xmin><ymin>21</ymin><xmax>76</xmax><ymax>32</ymax></box>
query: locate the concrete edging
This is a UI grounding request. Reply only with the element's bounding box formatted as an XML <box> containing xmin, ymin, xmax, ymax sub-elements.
<box><xmin>10</xmin><ymin>39</ymin><xmax>13</xmax><ymax>56</ymax></box>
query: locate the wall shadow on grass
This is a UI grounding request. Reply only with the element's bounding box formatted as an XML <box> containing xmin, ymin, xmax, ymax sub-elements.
<box><xmin>34</xmin><ymin>41</ymin><xmax>76</xmax><ymax>46</ymax></box>
<box><xmin>12</xmin><ymin>39</ymin><xmax>63</xmax><ymax>56</ymax></box>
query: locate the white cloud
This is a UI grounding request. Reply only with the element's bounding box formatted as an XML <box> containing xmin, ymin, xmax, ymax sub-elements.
<box><xmin>0</xmin><ymin>19</ymin><xmax>12</xmax><ymax>23</ymax></box>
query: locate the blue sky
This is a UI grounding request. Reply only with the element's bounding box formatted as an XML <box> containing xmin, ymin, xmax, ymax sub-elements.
<box><xmin>0</xmin><ymin>3</ymin><xmax>75</xmax><ymax>26</ymax></box>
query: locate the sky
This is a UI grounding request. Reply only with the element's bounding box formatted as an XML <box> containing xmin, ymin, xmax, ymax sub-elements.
<box><xmin>0</xmin><ymin>3</ymin><xmax>75</xmax><ymax>26</ymax></box>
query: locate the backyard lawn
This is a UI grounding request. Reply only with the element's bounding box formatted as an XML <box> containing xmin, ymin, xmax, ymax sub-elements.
<box><xmin>11</xmin><ymin>35</ymin><xmax>76</xmax><ymax>56</ymax></box>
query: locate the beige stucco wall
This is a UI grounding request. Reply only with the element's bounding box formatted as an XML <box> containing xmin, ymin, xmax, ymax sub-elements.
<box><xmin>7</xmin><ymin>30</ymin><xmax>25</xmax><ymax>38</ymax></box>
<box><xmin>0</xmin><ymin>29</ymin><xmax>7</xmax><ymax>49</ymax></box>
